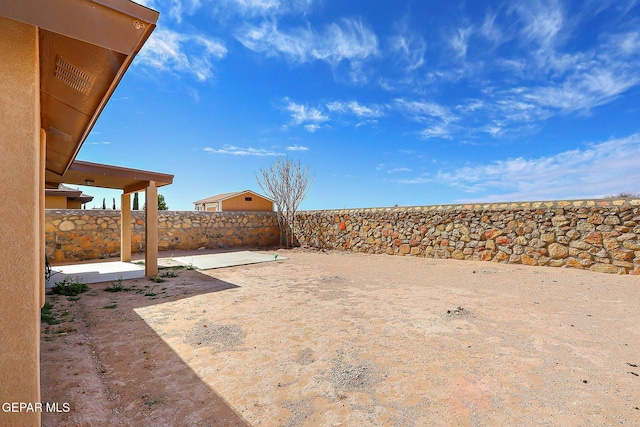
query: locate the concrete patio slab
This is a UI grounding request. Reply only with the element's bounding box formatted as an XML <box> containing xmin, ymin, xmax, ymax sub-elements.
<box><xmin>45</xmin><ymin>262</ymin><xmax>145</xmax><ymax>287</ymax></box>
<box><xmin>158</xmin><ymin>251</ymin><xmax>286</xmax><ymax>270</ymax></box>
<box><xmin>45</xmin><ymin>251</ymin><xmax>285</xmax><ymax>288</ymax></box>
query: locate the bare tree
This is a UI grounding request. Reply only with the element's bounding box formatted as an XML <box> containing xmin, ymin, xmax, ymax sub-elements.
<box><xmin>256</xmin><ymin>158</ymin><xmax>314</xmax><ymax>247</ymax></box>
<box><xmin>604</xmin><ymin>192</ymin><xmax>640</xmax><ymax>198</ymax></box>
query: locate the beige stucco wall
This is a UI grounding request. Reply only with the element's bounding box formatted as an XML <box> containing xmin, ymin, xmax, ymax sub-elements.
<box><xmin>45</xmin><ymin>195</ymin><xmax>68</xmax><ymax>209</ymax></box>
<box><xmin>45</xmin><ymin>195</ymin><xmax>83</xmax><ymax>209</ymax></box>
<box><xmin>68</xmin><ymin>200</ymin><xmax>83</xmax><ymax>209</ymax></box>
<box><xmin>222</xmin><ymin>194</ymin><xmax>273</xmax><ymax>211</ymax></box>
<box><xmin>0</xmin><ymin>17</ymin><xmax>42</xmax><ymax>426</ymax></box>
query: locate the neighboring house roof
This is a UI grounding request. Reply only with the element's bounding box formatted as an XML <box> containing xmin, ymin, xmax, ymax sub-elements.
<box><xmin>45</xmin><ymin>184</ymin><xmax>94</xmax><ymax>203</ymax></box>
<box><xmin>194</xmin><ymin>190</ymin><xmax>274</xmax><ymax>205</ymax></box>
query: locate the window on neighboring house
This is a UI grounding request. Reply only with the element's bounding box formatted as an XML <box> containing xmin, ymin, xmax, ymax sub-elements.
<box><xmin>245</xmin><ymin>197</ymin><xmax>252</xmax><ymax>201</ymax></box>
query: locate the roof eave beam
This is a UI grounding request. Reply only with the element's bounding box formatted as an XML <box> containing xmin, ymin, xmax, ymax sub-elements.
<box><xmin>0</xmin><ymin>0</ymin><xmax>158</xmax><ymax>55</ymax></box>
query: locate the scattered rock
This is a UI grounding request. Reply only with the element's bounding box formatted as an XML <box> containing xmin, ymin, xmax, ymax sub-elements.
<box><xmin>446</xmin><ymin>306</ymin><xmax>467</xmax><ymax>316</ymax></box>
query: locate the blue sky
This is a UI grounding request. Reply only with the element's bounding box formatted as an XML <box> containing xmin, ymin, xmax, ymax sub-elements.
<box><xmin>76</xmin><ymin>0</ymin><xmax>640</xmax><ymax>210</ymax></box>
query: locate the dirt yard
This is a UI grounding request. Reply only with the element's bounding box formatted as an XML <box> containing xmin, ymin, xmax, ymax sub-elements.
<box><xmin>41</xmin><ymin>249</ymin><xmax>640</xmax><ymax>426</ymax></box>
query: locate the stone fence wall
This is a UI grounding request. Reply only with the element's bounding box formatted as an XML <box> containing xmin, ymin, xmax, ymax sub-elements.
<box><xmin>294</xmin><ymin>199</ymin><xmax>640</xmax><ymax>275</ymax></box>
<box><xmin>45</xmin><ymin>210</ymin><xmax>280</xmax><ymax>262</ymax></box>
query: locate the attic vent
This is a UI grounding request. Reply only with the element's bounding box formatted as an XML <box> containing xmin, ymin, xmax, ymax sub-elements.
<box><xmin>54</xmin><ymin>56</ymin><xmax>92</xmax><ymax>93</ymax></box>
<box><xmin>49</xmin><ymin>126</ymin><xmax>71</xmax><ymax>142</ymax></box>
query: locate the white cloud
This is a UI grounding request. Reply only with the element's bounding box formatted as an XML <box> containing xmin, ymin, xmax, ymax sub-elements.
<box><xmin>389</xmin><ymin>18</ymin><xmax>427</xmax><ymax>71</ymax></box>
<box><xmin>399</xmin><ymin>175</ymin><xmax>432</xmax><ymax>184</ymax></box>
<box><xmin>304</xmin><ymin>124</ymin><xmax>321</xmax><ymax>133</ymax></box>
<box><xmin>614</xmin><ymin>31</ymin><xmax>640</xmax><ymax>55</ymax></box>
<box><xmin>529</xmin><ymin>77</ymin><xmax>632</xmax><ymax>112</ymax></box>
<box><xmin>326</xmin><ymin>100</ymin><xmax>384</xmax><ymax>118</ymax></box>
<box><xmin>137</xmin><ymin>28</ymin><xmax>227</xmax><ymax>81</ymax></box>
<box><xmin>89</xmin><ymin>141</ymin><xmax>111</xmax><ymax>145</ymax></box>
<box><xmin>515</xmin><ymin>0</ymin><xmax>566</xmax><ymax>51</ymax></box>
<box><xmin>377</xmin><ymin>163</ymin><xmax>412</xmax><ymax>174</ymax></box>
<box><xmin>204</xmin><ymin>145</ymin><xmax>281</xmax><ymax>156</ymax></box>
<box><xmin>480</xmin><ymin>12</ymin><xmax>502</xmax><ymax>42</ymax></box>
<box><xmin>214</xmin><ymin>0</ymin><xmax>313</xmax><ymax>17</ymax></box>
<box><xmin>169</xmin><ymin>0</ymin><xmax>203</xmax><ymax>23</ymax></box>
<box><xmin>236</xmin><ymin>17</ymin><xmax>378</xmax><ymax>67</ymax></box>
<box><xmin>132</xmin><ymin>0</ymin><xmax>155</xmax><ymax>7</ymax></box>
<box><xmin>450</xmin><ymin>26</ymin><xmax>473</xmax><ymax>59</ymax></box>
<box><xmin>285</xmin><ymin>99</ymin><xmax>328</xmax><ymax>125</ymax></box>
<box><xmin>141</xmin><ymin>0</ymin><xmax>312</xmax><ymax>23</ymax></box>
<box><xmin>419</xmin><ymin>125</ymin><xmax>454</xmax><ymax>140</ymax></box>
<box><xmin>231</xmin><ymin>0</ymin><xmax>280</xmax><ymax>12</ymax></box>
<box><xmin>286</xmin><ymin>144</ymin><xmax>309</xmax><ymax>151</ymax></box>
<box><xmin>432</xmin><ymin>133</ymin><xmax>640</xmax><ymax>201</ymax></box>
<box><xmin>394</xmin><ymin>99</ymin><xmax>460</xmax><ymax>140</ymax></box>
<box><xmin>387</xmin><ymin>167</ymin><xmax>412</xmax><ymax>173</ymax></box>
<box><xmin>394</xmin><ymin>99</ymin><xmax>457</xmax><ymax>123</ymax></box>
<box><xmin>449</xmin><ymin>21</ymin><xmax>640</xmax><ymax>136</ymax></box>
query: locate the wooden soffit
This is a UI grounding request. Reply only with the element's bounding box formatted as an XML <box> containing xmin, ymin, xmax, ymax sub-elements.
<box><xmin>0</xmin><ymin>0</ymin><xmax>159</xmax><ymax>177</ymax></box>
<box><xmin>45</xmin><ymin>160</ymin><xmax>174</xmax><ymax>195</ymax></box>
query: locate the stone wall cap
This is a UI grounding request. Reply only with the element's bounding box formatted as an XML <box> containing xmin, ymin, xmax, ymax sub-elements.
<box><xmin>297</xmin><ymin>198</ymin><xmax>640</xmax><ymax>214</ymax></box>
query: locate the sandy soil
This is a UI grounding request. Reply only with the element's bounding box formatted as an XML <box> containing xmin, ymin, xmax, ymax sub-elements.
<box><xmin>41</xmin><ymin>249</ymin><xmax>640</xmax><ymax>426</ymax></box>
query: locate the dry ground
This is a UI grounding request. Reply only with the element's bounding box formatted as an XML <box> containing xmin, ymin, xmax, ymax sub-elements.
<box><xmin>41</xmin><ymin>249</ymin><xmax>640</xmax><ymax>426</ymax></box>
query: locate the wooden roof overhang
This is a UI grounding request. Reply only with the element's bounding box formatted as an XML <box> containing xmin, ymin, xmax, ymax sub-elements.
<box><xmin>0</xmin><ymin>0</ymin><xmax>159</xmax><ymax>178</ymax></box>
<box><xmin>45</xmin><ymin>160</ymin><xmax>174</xmax><ymax>194</ymax></box>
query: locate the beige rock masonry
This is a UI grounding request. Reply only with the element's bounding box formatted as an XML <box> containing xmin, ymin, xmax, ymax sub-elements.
<box><xmin>294</xmin><ymin>199</ymin><xmax>640</xmax><ymax>275</ymax></box>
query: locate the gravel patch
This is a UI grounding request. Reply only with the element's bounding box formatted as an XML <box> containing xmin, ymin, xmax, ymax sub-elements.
<box><xmin>281</xmin><ymin>398</ymin><xmax>315</xmax><ymax>427</ymax></box>
<box><xmin>186</xmin><ymin>321</ymin><xmax>246</xmax><ymax>351</ymax></box>
<box><xmin>293</xmin><ymin>348</ymin><xmax>316</xmax><ymax>365</ymax></box>
<box><xmin>328</xmin><ymin>353</ymin><xmax>383</xmax><ymax>392</ymax></box>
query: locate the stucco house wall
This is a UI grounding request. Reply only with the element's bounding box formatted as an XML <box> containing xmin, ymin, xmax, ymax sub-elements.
<box><xmin>45</xmin><ymin>195</ymin><xmax>68</xmax><ymax>209</ymax></box>
<box><xmin>0</xmin><ymin>16</ymin><xmax>43</xmax><ymax>426</ymax></box>
<box><xmin>194</xmin><ymin>190</ymin><xmax>274</xmax><ymax>212</ymax></box>
<box><xmin>45</xmin><ymin>195</ymin><xmax>84</xmax><ymax>209</ymax></box>
<box><xmin>222</xmin><ymin>193</ymin><xmax>273</xmax><ymax>211</ymax></box>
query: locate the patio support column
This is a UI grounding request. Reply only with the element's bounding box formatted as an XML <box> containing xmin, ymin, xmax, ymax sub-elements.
<box><xmin>145</xmin><ymin>181</ymin><xmax>158</xmax><ymax>277</ymax></box>
<box><xmin>0</xmin><ymin>18</ymin><xmax>41</xmax><ymax>426</ymax></box>
<box><xmin>121</xmin><ymin>193</ymin><xmax>131</xmax><ymax>262</ymax></box>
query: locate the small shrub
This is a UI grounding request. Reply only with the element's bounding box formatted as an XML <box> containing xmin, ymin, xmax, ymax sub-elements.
<box><xmin>103</xmin><ymin>304</ymin><xmax>117</xmax><ymax>309</ymax></box>
<box><xmin>142</xmin><ymin>393</ymin><xmax>167</xmax><ymax>406</ymax></box>
<box><xmin>41</xmin><ymin>302</ymin><xmax>59</xmax><ymax>325</ymax></box>
<box><xmin>104</xmin><ymin>278</ymin><xmax>131</xmax><ymax>292</ymax></box>
<box><xmin>50</xmin><ymin>277</ymin><xmax>89</xmax><ymax>296</ymax></box>
<box><xmin>149</xmin><ymin>276</ymin><xmax>165</xmax><ymax>283</ymax></box>
<box><xmin>67</xmin><ymin>296</ymin><xmax>81</xmax><ymax>302</ymax></box>
<box><xmin>159</xmin><ymin>269</ymin><xmax>179</xmax><ymax>278</ymax></box>
<box><xmin>144</xmin><ymin>286</ymin><xmax>157</xmax><ymax>297</ymax></box>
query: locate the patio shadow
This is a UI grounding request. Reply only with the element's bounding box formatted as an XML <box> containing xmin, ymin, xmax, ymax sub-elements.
<box><xmin>40</xmin><ymin>269</ymin><xmax>250</xmax><ymax>426</ymax></box>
